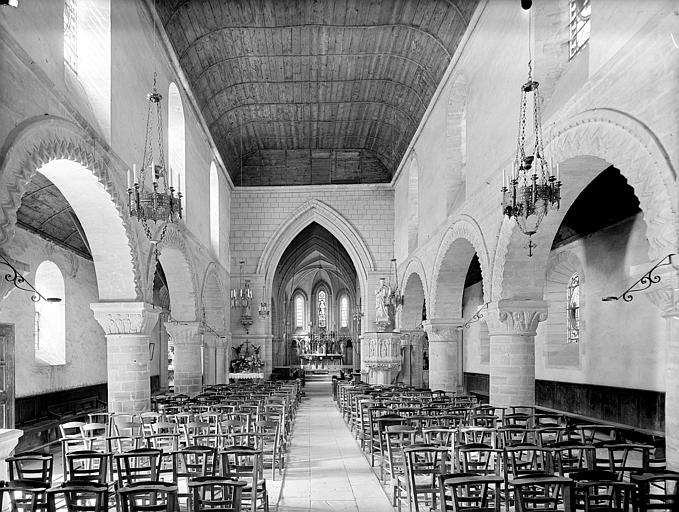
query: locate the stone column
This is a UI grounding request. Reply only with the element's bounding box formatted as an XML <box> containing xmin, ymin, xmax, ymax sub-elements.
<box><xmin>423</xmin><ymin>319</ymin><xmax>464</xmax><ymax>393</ymax></box>
<box><xmin>486</xmin><ymin>300</ymin><xmax>547</xmax><ymax>407</ymax></box>
<box><xmin>90</xmin><ymin>302</ymin><xmax>160</xmax><ymax>414</ymax></box>
<box><xmin>158</xmin><ymin>310</ymin><xmax>170</xmax><ymax>390</ymax></box>
<box><xmin>639</xmin><ymin>264</ymin><xmax>679</xmax><ymax>470</ymax></box>
<box><xmin>203</xmin><ymin>334</ymin><xmax>217</xmax><ymax>386</ymax></box>
<box><xmin>215</xmin><ymin>337</ymin><xmax>227</xmax><ymax>384</ymax></box>
<box><xmin>165</xmin><ymin>321</ymin><xmax>202</xmax><ymax>396</ymax></box>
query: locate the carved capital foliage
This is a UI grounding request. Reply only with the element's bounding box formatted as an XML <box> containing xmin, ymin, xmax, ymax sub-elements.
<box><xmin>422</xmin><ymin>319</ymin><xmax>463</xmax><ymax>342</ymax></box>
<box><xmin>164</xmin><ymin>321</ymin><xmax>201</xmax><ymax>344</ymax></box>
<box><xmin>486</xmin><ymin>300</ymin><xmax>547</xmax><ymax>335</ymax></box>
<box><xmin>90</xmin><ymin>302</ymin><xmax>160</xmax><ymax>335</ymax></box>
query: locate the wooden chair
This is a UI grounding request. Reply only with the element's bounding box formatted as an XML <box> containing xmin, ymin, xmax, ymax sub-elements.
<box><xmin>439</xmin><ymin>473</ymin><xmax>504</xmax><ymax>512</ymax></box>
<box><xmin>1</xmin><ymin>480</ymin><xmax>50</xmax><ymax>511</ymax></box>
<box><xmin>511</xmin><ymin>475</ymin><xmax>575</xmax><ymax>512</ymax></box>
<box><xmin>188</xmin><ymin>476</ymin><xmax>246</xmax><ymax>512</ymax></box>
<box><xmin>172</xmin><ymin>446</ymin><xmax>216</xmax><ymax>508</ymax></box>
<box><xmin>65</xmin><ymin>450</ymin><xmax>110</xmax><ymax>484</ymax></box>
<box><xmin>403</xmin><ymin>444</ymin><xmax>449</xmax><ymax>512</ymax></box>
<box><xmin>7</xmin><ymin>452</ymin><xmax>53</xmax><ymax>485</ymax></box>
<box><xmin>59</xmin><ymin>422</ymin><xmax>87</xmax><ymax>478</ymax></box>
<box><xmin>113</xmin><ymin>449</ymin><xmax>161</xmax><ymax>487</ymax></box>
<box><xmin>117</xmin><ymin>481</ymin><xmax>179</xmax><ymax>512</ymax></box>
<box><xmin>384</xmin><ymin>426</ymin><xmax>418</xmax><ymax>509</ymax></box>
<box><xmin>630</xmin><ymin>470</ymin><xmax>679</xmax><ymax>512</ymax></box>
<box><xmin>46</xmin><ymin>482</ymin><xmax>108</xmax><ymax>512</ymax></box>
<box><xmin>219</xmin><ymin>447</ymin><xmax>268</xmax><ymax>512</ymax></box>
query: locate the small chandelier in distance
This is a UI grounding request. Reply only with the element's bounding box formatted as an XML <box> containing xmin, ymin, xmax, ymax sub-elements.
<box><xmin>230</xmin><ymin>259</ymin><xmax>253</xmax><ymax>331</ymax></box>
<box><xmin>128</xmin><ymin>72</ymin><xmax>182</xmax><ymax>245</ymax></box>
<box><xmin>258</xmin><ymin>284</ymin><xmax>270</xmax><ymax>318</ymax></box>
<box><xmin>501</xmin><ymin>62</ymin><xmax>561</xmax><ymax>256</ymax></box>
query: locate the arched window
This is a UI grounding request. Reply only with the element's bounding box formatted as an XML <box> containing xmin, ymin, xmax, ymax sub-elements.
<box><xmin>64</xmin><ymin>0</ymin><xmax>112</xmax><ymax>140</ymax></box>
<box><xmin>569</xmin><ymin>0</ymin><xmax>591</xmax><ymax>60</ymax></box>
<box><xmin>567</xmin><ymin>273</ymin><xmax>580</xmax><ymax>344</ymax></box>
<box><xmin>318</xmin><ymin>290</ymin><xmax>327</xmax><ymax>328</ymax></box>
<box><xmin>168</xmin><ymin>83</ymin><xmax>186</xmax><ymax>211</ymax></box>
<box><xmin>209</xmin><ymin>162</ymin><xmax>219</xmax><ymax>255</ymax></box>
<box><xmin>294</xmin><ymin>295</ymin><xmax>305</xmax><ymax>329</ymax></box>
<box><xmin>339</xmin><ymin>295</ymin><xmax>349</xmax><ymax>328</ymax></box>
<box><xmin>35</xmin><ymin>261</ymin><xmax>66</xmax><ymax>365</ymax></box>
<box><xmin>64</xmin><ymin>0</ymin><xmax>78</xmax><ymax>73</ymax></box>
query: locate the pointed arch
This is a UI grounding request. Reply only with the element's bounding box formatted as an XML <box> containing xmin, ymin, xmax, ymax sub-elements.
<box><xmin>0</xmin><ymin>116</ymin><xmax>140</xmax><ymax>300</ymax></box>
<box><xmin>257</xmin><ymin>199</ymin><xmax>375</xmax><ymax>299</ymax></box>
<box><xmin>492</xmin><ymin>108</ymin><xmax>677</xmax><ymax>301</ymax></box>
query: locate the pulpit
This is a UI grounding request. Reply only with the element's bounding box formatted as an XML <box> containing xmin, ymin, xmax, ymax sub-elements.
<box><xmin>360</xmin><ymin>332</ymin><xmax>402</xmax><ymax>385</ymax></box>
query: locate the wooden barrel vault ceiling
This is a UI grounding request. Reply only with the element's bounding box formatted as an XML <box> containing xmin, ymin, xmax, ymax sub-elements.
<box><xmin>157</xmin><ymin>0</ymin><xmax>479</xmax><ymax>186</ymax></box>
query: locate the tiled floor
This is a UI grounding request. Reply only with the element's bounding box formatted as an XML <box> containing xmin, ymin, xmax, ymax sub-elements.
<box><xmin>274</xmin><ymin>379</ymin><xmax>394</xmax><ymax>512</ymax></box>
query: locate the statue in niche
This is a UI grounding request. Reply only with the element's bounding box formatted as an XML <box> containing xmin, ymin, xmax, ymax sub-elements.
<box><xmin>374</xmin><ymin>277</ymin><xmax>392</xmax><ymax>330</ymax></box>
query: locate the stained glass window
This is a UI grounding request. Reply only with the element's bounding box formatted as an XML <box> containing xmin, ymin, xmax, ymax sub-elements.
<box><xmin>64</xmin><ymin>0</ymin><xmax>78</xmax><ymax>73</ymax></box>
<box><xmin>295</xmin><ymin>295</ymin><xmax>304</xmax><ymax>328</ymax></box>
<box><xmin>567</xmin><ymin>273</ymin><xmax>580</xmax><ymax>343</ymax></box>
<box><xmin>318</xmin><ymin>290</ymin><xmax>327</xmax><ymax>328</ymax></box>
<box><xmin>569</xmin><ymin>0</ymin><xmax>591</xmax><ymax>60</ymax></box>
<box><xmin>340</xmin><ymin>295</ymin><xmax>349</xmax><ymax>328</ymax></box>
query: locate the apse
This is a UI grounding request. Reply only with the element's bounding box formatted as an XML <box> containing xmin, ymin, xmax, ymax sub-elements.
<box><xmin>271</xmin><ymin>222</ymin><xmax>359</xmax><ymax>368</ymax></box>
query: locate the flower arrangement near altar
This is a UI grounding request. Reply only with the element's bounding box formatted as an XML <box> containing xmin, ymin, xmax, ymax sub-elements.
<box><xmin>231</xmin><ymin>342</ymin><xmax>264</xmax><ymax>373</ymax></box>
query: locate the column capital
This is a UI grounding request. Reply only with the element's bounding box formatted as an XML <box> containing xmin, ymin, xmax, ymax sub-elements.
<box><xmin>486</xmin><ymin>299</ymin><xmax>547</xmax><ymax>335</ymax></box>
<box><xmin>164</xmin><ymin>321</ymin><xmax>201</xmax><ymax>344</ymax></box>
<box><xmin>90</xmin><ymin>302</ymin><xmax>160</xmax><ymax>335</ymax></box>
<box><xmin>422</xmin><ymin>319</ymin><xmax>464</xmax><ymax>341</ymax></box>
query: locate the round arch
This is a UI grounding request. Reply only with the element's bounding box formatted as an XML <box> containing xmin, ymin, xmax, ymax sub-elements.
<box><xmin>201</xmin><ymin>262</ymin><xmax>226</xmax><ymax>334</ymax></box>
<box><xmin>146</xmin><ymin>223</ymin><xmax>198</xmax><ymax>321</ymax></box>
<box><xmin>401</xmin><ymin>259</ymin><xmax>427</xmax><ymax>330</ymax></box>
<box><xmin>430</xmin><ymin>215</ymin><xmax>491</xmax><ymax>319</ymax></box>
<box><xmin>257</xmin><ymin>199</ymin><xmax>375</xmax><ymax>304</ymax></box>
<box><xmin>492</xmin><ymin>109</ymin><xmax>677</xmax><ymax>301</ymax></box>
<box><xmin>0</xmin><ymin>116</ymin><xmax>140</xmax><ymax>300</ymax></box>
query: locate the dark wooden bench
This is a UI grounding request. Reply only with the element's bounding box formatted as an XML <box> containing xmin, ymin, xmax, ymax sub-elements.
<box><xmin>15</xmin><ymin>384</ymin><xmax>108</xmax><ymax>451</ymax></box>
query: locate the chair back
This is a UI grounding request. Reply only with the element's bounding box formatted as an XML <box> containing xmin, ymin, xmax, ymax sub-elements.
<box><xmin>219</xmin><ymin>447</ymin><xmax>263</xmax><ymax>483</ymax></box>
<box><xmin>113</xmin><ymin>448</ymin><xmax>161</xmax><ymax>487</ymax></box>
<box><xmin>630</xmin><ymin>470</ymin><xmax>679</xmax><ymax>512</ymax></box>
<box><xmin>46</xmin><ymin>482</ymin><xmax>108</xmax><ymax>512</ymax></box>
<box><xmin>66</xmin><ymin>450</ymin><xmax>110</xmax><ymax>484</ymax></box>
<box><xmin>511</xmin><ymin>475</ymin><xmax>574</xmax><ymax>512</ymax></box>
<box><xmin>188</xmin><ymin>476</ymin><xmax>246</xmax><ymax>512</ymax></box>
<box><xmin>7</xmin><ymin>451</ymin><xmax>54</xmax><ymax>485</ymax></box>
<box><xmin>439</xmin><ymin>473</ymin><xmax>503</xmax><ymax>512</ymax></box>
<box><xmin>117</xmin><ymin>481</ymin><xmax>179</xmax><ymax>512</ymax></box>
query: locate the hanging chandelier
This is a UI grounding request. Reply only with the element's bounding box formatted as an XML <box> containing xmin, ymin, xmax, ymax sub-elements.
<box><xmin>128</xmin><ymin>72</ymin><xmax>182</xmax><ymax>245</ymax></box>
<box><xmin>230</xmin><ymin>259</ymin><xmax>253</xmax><ymax>331</ymax></box>
<box><xmin>388</xmin><ymin>258</ymin><xmax>403</xmax><ymax>307</ymax></box>
<box><xmin>501</xmin><ymin>14</ymin><xmax>561</xmax><ymax>256</ymax></box>
<box><xmin>258</xmin><ymin>284</ymin><xmax>270</xmax><ymax>317</ymax></box>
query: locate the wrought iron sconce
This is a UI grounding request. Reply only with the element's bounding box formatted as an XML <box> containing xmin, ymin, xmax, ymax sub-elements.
<box><xmin>0</xmin><ymin>253</ymin><xmax>61</xmax><ymax>303</ymax></box>
<box><xmin>602</xmin><ymin>254</ymin><xmax>676</xmax><ymax>302</ymax></box>
<box><xmin>457</xmin><ymin>302</ymin><xmax>490</xmax><ymax>330</ymax></box>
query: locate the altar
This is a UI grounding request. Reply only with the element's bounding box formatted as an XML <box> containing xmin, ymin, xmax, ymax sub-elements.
<box><xmin>230</xmin><ymin>372</ymin><xmax>264</xmax><ymax>381</ymax></box>
<box><xmin>300</xmin><ymin>352</ymin><xmax>343</xmax><ymax>370</ymax></box>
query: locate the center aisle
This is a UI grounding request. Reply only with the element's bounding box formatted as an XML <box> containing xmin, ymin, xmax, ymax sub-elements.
<box><xmin>275</xmin><ymin>378</ymin><xmax>394</xmax><ymax>512</ymax></box>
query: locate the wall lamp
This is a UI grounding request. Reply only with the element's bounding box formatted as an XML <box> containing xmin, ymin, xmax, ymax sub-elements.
<box><xmin>0</xmin><ymin>253</ymin><xmax>61</xmax><ymax>303</ymax></box>
<box><xmin>602</xmin><ymin>253</ymin><xmax>676</xmax><ymax>302</ymax></box>
<box><xmin>149</xmin><ymin>342</ymin><xmax>156</xmax><ymax>361</ymax></box>
<box><xmin>457</xmin><ymin>302</ymin><xmax>490</xmax><ymax>330</ymax></box>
